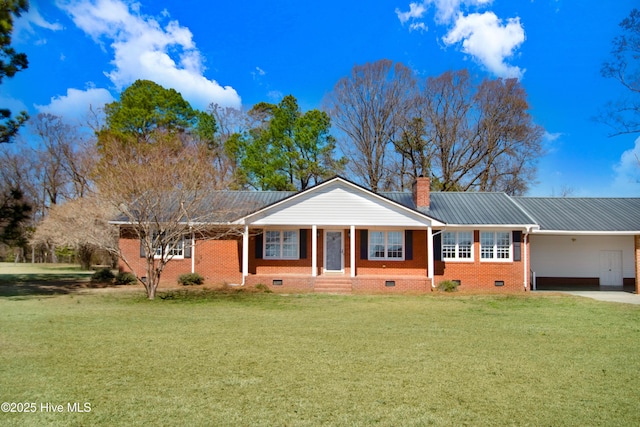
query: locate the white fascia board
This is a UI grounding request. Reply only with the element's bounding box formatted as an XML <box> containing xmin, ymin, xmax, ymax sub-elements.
<box><xmin>531</xmin><ymin>230</ymin><xmax>640</xmax><ymax>236</ymax></box>
<box><xmin>443</xmin><ymin>224</ymin><xmax>540</xmax><ymax>230</ymax></box>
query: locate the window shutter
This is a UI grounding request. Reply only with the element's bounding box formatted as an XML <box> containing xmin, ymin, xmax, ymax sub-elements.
<box><xmin>513</xmin><ymin>231</ymin><xmax>522</xmax><ymax>262</ymax></box>
<box><xmin>184</xmin><ymin>237</ymin><xmax>192</xmax><ymax>259</ymax></box>
<box><xmin>299</xmin><ymin>229</ymin><xmax>308</xmax><ymax>259</ymax></box>
<box><xmin>360</xmin><ymin>230</ymin><xmax>368</xmax><ymax>260</ymax></box>
<box><xmin>405</xmin><ymin>230</ymin><xmax>413</xmax><ymax>260</ymax></box>
<box><xmin>140</xmin><ymin>240</ymin><xmax>146</xmax><ymax>258</ymax></box>
<box><xmin>255</xmin><ymin>233</ymin><xmax>263</xmax><ymax>259</ymax></box>
<box><xmin>434</xmin><ymin>233</ymin><xmax>442</xmax><ymax>261</ymax></box>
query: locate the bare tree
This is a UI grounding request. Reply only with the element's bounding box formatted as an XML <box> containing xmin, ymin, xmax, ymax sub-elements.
<box><xmin>324</xmin><ymin>59</ymin><xmax>417</xmax><ymax>191</ymax></box>
<box><xmin>31</xmin><ymin>196</ymin><xmax>118</xmax><ymax>269</ymax></box>
<box><xmin>599</xmin><ymin>8</ymin><xmax>640</xmax><ymax>136</ymax></box>
<box><xmin>29</xmin><ymin>113</ymin><xmax>97</xmax><ymax>208</ymax></box>
<box><xmin>94</xmin><ymin>131</ymin><xmax>239</xmax><ymax>299</ymax></box>
<box><xmin>397</xmin><ymin>69</ymin><xmax>543</xmax><ymax>195</ymax></box>
<box><xmin>471</xmin><ymin>77</ymin><xmax>544</xmax><ymax>194</ymax></box>
<box><xmin>419</xmin><ymin>70</ymin><xmax>476</xmax><ymax>191</ymax></box>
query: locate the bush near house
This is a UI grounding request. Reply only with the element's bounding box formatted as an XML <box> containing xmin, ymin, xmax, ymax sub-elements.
<box><xmin>115</xmin><ymin>271</ymin><xmax>137</xmax><ymax>286</ymax></box>
<box><xmin>178</xmin><ymin>273</ymin><xmax>204</xmax><ymax>286</ymax></box>
<box><xmin>91</xmin><ymin>268</ymin><xmax>115</xmax><ymax>283</ymax></box>
<box><xmin>438</xmin><ymin>279</ymin><xmax>460</xmax><ymax>292</ymax></box>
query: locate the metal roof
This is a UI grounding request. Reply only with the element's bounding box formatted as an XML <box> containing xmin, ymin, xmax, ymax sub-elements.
<box><xmin>512</xmin><ymin>197</ymin><xmax>640</xmax><ymax>232</ymax></box>
<box><xmin>111</xmin><ymin>176</ymin><xmax>640</xmax><ymax>231</ymax></box>
<box><xmin>383</xmin><ymin>191</ymin><xmax>537</xmax><ymax>225</ymax></box>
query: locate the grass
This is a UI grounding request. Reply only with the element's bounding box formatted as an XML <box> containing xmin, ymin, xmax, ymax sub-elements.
<box><xmin>0</xmin><ymin>263</ymin><xmax>95</xmax><ymax>297</ymax></box>
<box><xmin>0</xmin><ymin>270</ymin><xmax>639</xmax><ymax>425</ymax></box>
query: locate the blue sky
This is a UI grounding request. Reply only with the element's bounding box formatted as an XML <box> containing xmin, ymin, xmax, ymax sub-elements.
<box><xmin>4</xmin><ymin>0</ymin><xmax>640</xmax><ymax>196</ymax></box>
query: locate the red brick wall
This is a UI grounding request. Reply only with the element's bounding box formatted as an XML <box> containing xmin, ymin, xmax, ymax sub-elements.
<box><xmin>119</xmin><ymin>227</ymin><xmax>529</xmax><ymax>291</ymax></box>
<box><xmin>433</xmin><ymin>231</ymin><xmax>528</xmax><ymax>291</ymax></box>
<box><xmin>118</xmin><ymin>237</ymin><xmax>242</xmax><ymax>286</ymax></box>
<box><xmin>355</xmin><ymin>230</ymin><xmax>429</xmax><ymax>276</ymax></box>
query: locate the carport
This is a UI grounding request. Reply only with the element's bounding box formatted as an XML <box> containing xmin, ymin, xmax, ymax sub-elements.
<box><xmin>513</xmin><ymin>197</ymin><xmax>640</xmax><ymax>293</ymax></box>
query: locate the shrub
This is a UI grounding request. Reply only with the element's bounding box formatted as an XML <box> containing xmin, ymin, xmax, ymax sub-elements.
<box><xmin>91</xmin><ymin>268</ymin><xmax>115</xmax><ymax>283</ymax></box>
<box><xmin>437</xmin><ymin>280</ymin><xmax>460</xmax><ymax>292</ymax></box>
<box><xmin>115</xmin><ymin>272</ymin><xmax>137</xmax><ymax>286</ymax></box>
<box><xmin>178</xmin><ymin>273</ymin><xmax>205</xmax><ymax>286</ymax></box>
<box><xmin>254</xmin><ymin>283</ymin><xmax>273</xmax><ymax>293</ymax></box>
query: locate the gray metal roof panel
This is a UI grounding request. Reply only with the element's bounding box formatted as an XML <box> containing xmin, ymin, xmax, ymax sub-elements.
<box><xmin>512</xmin><ymin>197</ymin><xmax>640</xmax><ymax>231</ymax></box>
<box><xmin>382</xmin><ymin>191</ymin><xmax>536</xmax><ymax>225</ymax></box>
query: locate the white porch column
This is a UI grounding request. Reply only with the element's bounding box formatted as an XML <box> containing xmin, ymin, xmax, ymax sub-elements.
<box><xmin>427</xmin><ymin>226</ymin><xmax>434</xmax><ymax>287</ymax></box>
<box><xmin>350</xmin><ymin>225</ymin><xmax>356</xmax><ymax>277</ymax></box>
<box><xmin>523</xmin><ymin>232</ymin><xmax>529</xmax><ymax>291</ymax></box>
<box><xmin>191</xmin><ymin>231</ymin><xmax>195</xmax><ymax>274</ymax></box>
<box><xmin>312</xmin><ymin>225</ymin><xmax>317</xmax><ymax>277</ymax></box>
<box><xmin>242</xmin><ymin>225</ymin><xmax>249</xmax><ymax>278</ymax></box>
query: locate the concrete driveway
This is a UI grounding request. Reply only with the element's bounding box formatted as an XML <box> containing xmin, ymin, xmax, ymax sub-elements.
<box><xmin>542</xmin><ymin>291</ymin><xmax>640</xmax><ymax>305</ymax></box>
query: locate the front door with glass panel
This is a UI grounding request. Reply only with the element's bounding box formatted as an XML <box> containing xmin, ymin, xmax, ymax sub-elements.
<box><xmin>324</xmin><ymin>231</ymin><xmax>344</xmax><ymax>272</ymax></box>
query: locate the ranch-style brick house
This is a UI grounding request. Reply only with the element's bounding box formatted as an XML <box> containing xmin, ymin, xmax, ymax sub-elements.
<box><xmin>117</xmin><ymin>176</ymin><xmax>640</xmax><ymax>293</ymax></box>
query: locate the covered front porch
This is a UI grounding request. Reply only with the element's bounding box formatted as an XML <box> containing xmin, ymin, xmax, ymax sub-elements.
<box><xmin>240</xmin><ymin>225</ymin><xmax>437</xmax><ymax>293</ymax></box>
<box><xmin>233</xmin><ymin>177</ymin><xmax>445</xmax><ymax>293</ymax></box>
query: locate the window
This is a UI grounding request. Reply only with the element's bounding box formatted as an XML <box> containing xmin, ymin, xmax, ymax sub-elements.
<box><xmin>442</xmin><ymin>231</ymin><xmax>473</xmax><ymax>261</ymax></box>
<box><xmin>264</xmin><ymin>230</ymin><xmax>299</xmax><ymax>259</ymax></box>
<box><xmin>480</xmin><ymin>231</ymin><xmax>511</xmax><ymax>261</ymax></box>
<box><xmin>369</xmin><ymin>231</ymin><xmax>404</xmax><ymax>260</ymax></box>
<box><xmin>153</xmin><ymin>235</ymin><xmax>186</xmax><ymax>258</ymax></box>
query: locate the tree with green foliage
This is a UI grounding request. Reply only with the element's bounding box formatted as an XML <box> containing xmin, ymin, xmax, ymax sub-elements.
<box><xmin>0</xmin><ymin>187</ymin><xmax>31</xmax><ymax>256</ymax></box>
<box><xmin>0</xmin><ymin>0</ymin><xmax>29</xmax><ymax>144</ymax></box>
<box><xmin>103</xmin><ymin>79</ymin><xmax>197</xmax><ymax>143</ymax></box>
<box><xmin>600</xmin><ymin>8</ymin><xmax>640</xmax><ymax>136</ymax></box>
<box><xmin>236</xmin><ymin>95</ymin><xmax>345</xmax><ymax>191</ymax></box>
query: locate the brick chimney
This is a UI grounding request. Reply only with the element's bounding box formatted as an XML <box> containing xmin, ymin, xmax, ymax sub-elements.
<box><xmin>412</xmin><ymin>176</ymin><xmax>430</xmax><ymax>210</ymax></box>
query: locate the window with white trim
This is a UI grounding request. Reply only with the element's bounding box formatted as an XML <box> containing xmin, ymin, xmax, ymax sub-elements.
<box><xmin>153</xmin><ymin>235</ymin><xmax>186</xmax><ymax>258</ymax></box>
<box><xmin>480</xmin><ymin>231</ymin><xmax>511</xmax><ymax>261</ymax></box>
<box><xmin>264</xmin><ymin>230</ymin><xmax>299</xmax><ymax>259</ymax></box>
<box><xmin>442</xmin><ymin>231</ymin><xmax>473</xmax><ymax>261</ymax></box>
<box><xmin>369</xmin><ymin>231</ymin><xmax>404</xmax><ymax>260</ymax></box>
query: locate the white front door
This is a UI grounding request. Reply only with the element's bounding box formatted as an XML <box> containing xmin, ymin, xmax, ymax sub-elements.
<box><xmin>324</xmin><ymin>230</ymin><xmax>344</xmax><ymax>272</ymax></box>
<box><xmin>599</xmin><ymin>250</ymin><xmax>623</xmax><ymax>287</ymax></box>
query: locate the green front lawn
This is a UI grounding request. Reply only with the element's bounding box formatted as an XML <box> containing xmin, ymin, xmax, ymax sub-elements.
<box><xmin>1</xmin><ymin>290</ymin><xmax>639</xmax><ymax>426</ymax></box>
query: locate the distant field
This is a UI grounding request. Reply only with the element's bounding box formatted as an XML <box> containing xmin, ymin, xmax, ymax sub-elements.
<box><xmin>1</xmin><ymin>288</ymin><xmax>639</xmax><ymax>426</ymax></box>
<box><xmin>0</xmin><ymin>262</ymin><xmax>93</xmax><ymax>276</ymax></box>
<box><xmin>0</xmin><ymin>263</ymin><xmax>95</xmax><ymax>297</ymax></box>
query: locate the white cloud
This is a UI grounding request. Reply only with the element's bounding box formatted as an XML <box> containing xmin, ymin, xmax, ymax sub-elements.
<box><xmin>0</xmin><ymin>95</ymin><xmax>28</xmax><ymax>114</ymax></box>
<box><xmin>432</xmin><ymin>0</ymin><xmax>493</xmax><ymax>23</ymax></box>
<box><xmin>409</xmin><ymin>22</ymin><xmax>429</xmax><ymax>33</ymax></box>
<box><xmin>395</xmin><ymin>1</ymin><xmax>525</xmax><ymax>79</ymax></box>
<box><xmin>443</xmin><ymin>12</ymin><xmax>525</xmax><ymax>79</ymax></box>
<box><xmin>14</xmin><ymin>4</ymin><xmax>64</xmax><ymax>42</ymax></box>
<box><xmin>612</xmin><ymin>137</ymin><xmax>640</xmax><ymax>196</ymax></box>
<box><xmin>396</xmin><ymin>2</ymin><xmax>428</xmax><ymax>24</ymax></box>
<box><xmin>35</xmin><ymin>87</ymin><xmax>115</xmax><ymax>123</ymax></box>
<box><xmin>57</xmin><ymin>0</ymin><xmax>241</xmax><ymax>110</ymax></box>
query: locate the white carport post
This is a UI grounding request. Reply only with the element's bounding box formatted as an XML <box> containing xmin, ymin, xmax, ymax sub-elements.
<box><xmin>350</xmin><ymin>225</ymin><xmax>356</xmax><ymax>278</ymax></box>
<box><xmin>312</xmin><ymin>225</ymin><xmax>317</xmax><ymax>277</ymax></box>
<box><xmin>427</xmin><ymin>226</ymin><xmax>434</xmax><ymax>288</ymax></box>
<box><xmin>242</xmin><ymin>225</ymin><xmax>249</xmax><ymax>280</ymax></box>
